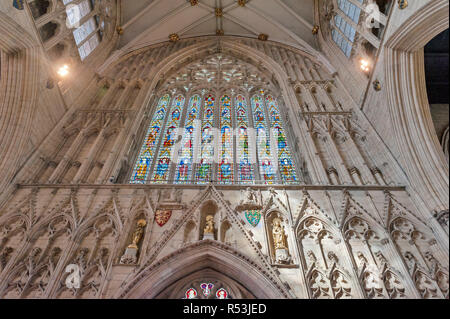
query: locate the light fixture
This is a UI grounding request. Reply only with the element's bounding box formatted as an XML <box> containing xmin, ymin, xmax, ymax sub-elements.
<box><xmin>360</xmin><ymin>59</ymin><xmax>370</xmax><ymax>73</ymax></box>
<box><xmin>57</xmin><ymin>64</ymin><xmax>69</xmax><ymax>77</ymax></box>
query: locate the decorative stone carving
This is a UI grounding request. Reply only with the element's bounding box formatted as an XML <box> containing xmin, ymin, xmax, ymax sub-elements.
<box><xmin>357</xmin><ymin>252</ymin><xmax>385</xmax><ymax>298</ymax></box>
<box><xmin>236</xmin><ymin>187</ymin><xmax>262</xmax><ymax>211</ymax></box>
<box><xmin>434</xmin><ymin>209</ymin><xmax>449</xmax><ymax>233</ymax></box>
<box><xmin>404</xmin><ymin>251</ymin><xmax>440</xmax><ymax>298</ymax></box>
<box><xmin>0</xmin><ymin>247</ymin><xmax>13</xmax><ymax>270</ymax></box>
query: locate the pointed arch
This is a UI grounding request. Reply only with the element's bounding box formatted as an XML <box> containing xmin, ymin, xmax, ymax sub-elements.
<box><xmin>116</xmin><ymin>240</ymin><xmax>289</xmax><ymax>299</ymax></box>
<box><xmin>107</xmin><ymin>37</ymin><xmax>314</xmax><ymax>186</ymax></box>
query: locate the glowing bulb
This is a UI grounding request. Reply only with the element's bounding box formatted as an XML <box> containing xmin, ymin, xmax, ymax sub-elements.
<box><xmin>57</xmin><ymin>65</ymin><xmax>69</xmax><ymax>77</ymax></box>
<box><xmin>360</xmin><ymin>59</ymin><xmax>370</xmax><ymax>72</ymax></box>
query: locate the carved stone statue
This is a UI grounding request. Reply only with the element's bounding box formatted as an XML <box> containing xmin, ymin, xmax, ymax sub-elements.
<box><xmin>272</xmin><ymin>217</ymin><xmax>287</xmax><ymax>250</ymax></box>
<box><xmin>204</xmin><ymin>215</ymin><xmax>214</xmax><ymax>234</ymax></box>
<box><xmin>272</xmin><ymin>217</ymin><xmax>291</xmax><ymax>264</ymax></box>
<box><xmin>120</xmin><ymin>219</ymin><xmax>147</xmax><ymax>264</ymax></box>
<box><xmin>128</xmin><ymin>219</ymin><xmax>147</xmax><ymax>249</ymax></box>
<box><xmin>202</xmin><ymin>215</ymin><xmax>215</xmax><ymax>240</ymax></box>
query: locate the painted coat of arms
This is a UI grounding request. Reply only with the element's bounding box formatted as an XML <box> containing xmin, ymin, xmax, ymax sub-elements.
<box><xmin>155</xmin><ymin>210</ymin><xmax>172</xmax><ymax>227</ymax></box>
<box><xmin>245</xmin><ymin>210</ymin><xmax>261</xmax><ymax>227</ymax></box>
<box><xmin>13</xmin><ymin>0</ymin><xmax>24</xmax><ymax>10</ymax></box>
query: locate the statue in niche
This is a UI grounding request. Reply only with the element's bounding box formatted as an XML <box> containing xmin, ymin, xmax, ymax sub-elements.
<box><xmin>272</xmin><ymin>217</ymin><xmax>291</xmax><ymax>264</ymax></box>
<box><xmin>272</xmin><ymin>218</ymin><xmax>287</xmax><ymax>249</ymax></box>
<box><xmin>128</xmin><ymin>219</ymin><xmax>147</xmax><ymax>249</ymax></box>
<box><xmin>202</xmin><ymin>215</ymin><xmax>215</xmax><ymax>240</ymax></box>
<box><xmin>120</xmin><ymin>219</ymin><xmax>147</xmax><ymax>264</ymax></box>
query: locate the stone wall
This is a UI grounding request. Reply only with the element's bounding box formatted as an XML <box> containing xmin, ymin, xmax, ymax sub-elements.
<box><xmin>0</xmin><ymin>185</ymin><xmax>447</xmax><ymax>298</ymax></box>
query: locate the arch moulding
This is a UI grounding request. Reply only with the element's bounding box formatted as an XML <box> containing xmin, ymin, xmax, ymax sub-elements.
<box><xmin>384</xmin><ymin>0</ymin><xmax>449</xmax><ymax>213</ymax></box>
<box><xmin>0</xmin><ymin>11</ymin><xmax>39</xmax><ymax>205</ymax></box>
<box><xmin>115</xmin><ymin>240</ymin><xmax>291</xmax><ymax>299</ymax></box>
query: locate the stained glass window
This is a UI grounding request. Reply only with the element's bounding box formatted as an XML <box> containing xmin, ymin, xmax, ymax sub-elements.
<box><xmin>152</xmin><ymin>95</ymin><xmax>186</xmax><ymax>183</ymax></box>
<box><xmin>266</xmin><ymin>95</ymin><xmax>297</xmax><ymax>183</ymax></box>
<box><xmin>196</xmin><ymin>94</ymin><xmax>215</xmax><ymax>184</ymax></box>
<box><xmin>176</xmin><ymin>95</ymin><xmax>201</xmax><ymax>183</ymax></box>
<box><xmin>251</xmin><ymin>94</ymin><xmax>275</xmax><ymax>183</ymax></box>
<box><xmin>132</xmin><ymin>91</ymin><xmax>297</xmax><ymax>185</ymax></box>
<box><xmin>130</xmin><ymin>94</ymin><xmax>171</xmax><ymax>183</ymax></box>
<box><xmin>218</xmin><ymin>95</ymin><xmax>234</xmax><ymax>184</ymax></box>
<box><xmin>235</xmin><ymin>95</ymin><xmax>253</xmax><ymax>183</ymax></box>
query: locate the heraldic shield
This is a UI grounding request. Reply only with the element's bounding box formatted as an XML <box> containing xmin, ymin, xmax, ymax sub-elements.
<box><xmin>155</xmin><ymin>210</ymin><xmax>172</xmax><ymax>227</ymax></box>
<box><xmin>245</xmin><ymin>210</ymin><xmax>261</xmax><ymax>227</ymax></box>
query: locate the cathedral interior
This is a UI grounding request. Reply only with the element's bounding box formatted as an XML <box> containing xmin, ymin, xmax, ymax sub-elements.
<box><xmin>0</xmin><ymin>0</ymin><xmax>448</xmax><ymax>299</ymax></box>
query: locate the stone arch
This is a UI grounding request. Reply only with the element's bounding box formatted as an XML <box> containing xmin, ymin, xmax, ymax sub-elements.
<box><xmin>182</xmin><ymin>219</ymin><xmax>197</xmax><ymax>246</ymax></box>
<box><xmin>74</xmin><ymin>211</ymin><xmax>120</xmax><ymax>244</ymax></box>
<box><xmin>219</xmin><ymin>219</ymin><xmax>234</xmax><ymax>246</ymax></box>
<box><xmin>384</xmin><ymin>0</ymin><xmax>449</xmax><ymax>213</ymax></box>
<box><xmin>116</xmin><ymin>241</ymin><xmax>289</xmax><ymax>299</ymax></box>
<box><xmin>343</xmin><ymin>215</ymin><xmax>383</xmax><ymax>241</ymax></box>
<box><xmin>296</xmin><ymin>215</ymin><xmax>337</xmax><ymax>241</ymax></box>
<box><xmin>0</xmin><ymin>12</ymin><xmax>39</xmax><ymax>207</ymax></box>
<box><xmin>442</xmin><ymin>126</ymin><xmax>449</xmax><ymax>161</ymax></box>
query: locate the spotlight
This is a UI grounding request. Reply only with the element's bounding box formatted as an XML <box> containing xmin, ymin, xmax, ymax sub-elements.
<box><xmin>57</xmin><ymin>65</ymin><xmax>69</xmax><ymax>77</ymax></box>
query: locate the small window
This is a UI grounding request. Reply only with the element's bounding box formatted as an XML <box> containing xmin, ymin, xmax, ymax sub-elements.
<box><xmin>66</xmin><ymin>0</ymin><xmax>91</xmax><ymax>27</ymax></box>
<box><xmin>73</xmin><ymin>18</ymin><xmax>96</xmax><ymax>45</ymax></box>
<box><xmin>78</xmin><ymin>32</ymin><xmax>100</xmax><ymax>60</ymax></box>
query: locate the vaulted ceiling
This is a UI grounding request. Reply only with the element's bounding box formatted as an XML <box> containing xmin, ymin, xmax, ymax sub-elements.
<box><xmin>118</xmin><ymin>0</ymin><xmax>318</xmax><ymax>55</ymax></box>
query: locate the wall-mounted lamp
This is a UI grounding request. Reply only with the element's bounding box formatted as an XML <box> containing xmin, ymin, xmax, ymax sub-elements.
<box><xmin>57</xmin><ymin>65</ymin><xmax>69</xmax><ymax>77</ymax></box>
<box><xmin>360</xmin><ymin>59</ymin><xmax>370</xmax><ymax>73</ymax></box>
